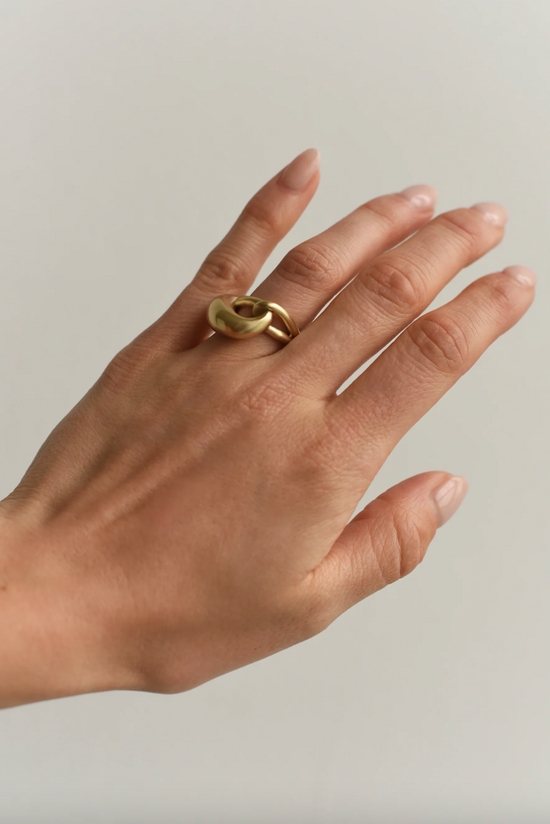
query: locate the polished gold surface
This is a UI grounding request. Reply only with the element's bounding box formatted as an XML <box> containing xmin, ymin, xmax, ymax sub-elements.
<box><xmin>206</xmin><ymin>295</ymin><xmax>273</xmax><ymax>339</ymax></box>
<box><xmin>206</xmin><ymin>294</ymin><xmax>300</xmax><ymax>345</ymax></box>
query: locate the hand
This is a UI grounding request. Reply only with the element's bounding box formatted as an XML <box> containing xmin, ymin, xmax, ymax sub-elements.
<box><xmin>0</xmin><ymin>148</ymin><xmax>535</xmax><ymax>707</ymax></box>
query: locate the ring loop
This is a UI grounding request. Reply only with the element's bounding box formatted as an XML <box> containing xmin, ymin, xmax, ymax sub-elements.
<box><xmin>251</xmin><ymin>299</ymin><xmax>300</xmax><ymax>343</ymax></box>
<box><xmin>206</xmin><ymin>295</ymin><xmax>300</xmax><ymax>345</ymax></box>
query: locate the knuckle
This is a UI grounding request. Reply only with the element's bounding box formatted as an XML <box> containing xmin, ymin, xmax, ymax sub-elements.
<box><xmin>370</xmin><ymin>499</ymin><xmax>427</xmax><ymax>586</ymax></box>
<box><xmin>435</xmin><ymin>209</ymin><xmax>485</xmax><ymax>257</ymax></box>
<box><xmin>356</xmin><ymin>196</ymin><xmax>401</xmax><ymax>229</ymax></box>
<box><xmin>361</xmin><ymin>255</ymin><xmax>428</xmax><ymax>316</ymax></box>
<box><xmin>320</xmin><ymin>405</ymin><xmax>372</xmax><ymax>471</ymax></box>
<box><xmin>99</xmin><ymin>344</ymin><xmax>144</xmax><ymax>394</ymax></box>
<box><xmin>277</xmin><ymin>242</ymin><xmax>345</xmax><ymax>293</ymax></box>
<box><xmin>407</xmin><ymin>313</ymin><xmax>470</xmax><ymax>373</ymax></box>
<box><xmin>369</xmin><ymin>504</ymin><xmax>401</xmax><ymax>587</ymax></box>
<box><xmin>197</xmin><ymin>249</ymin><xmax>243</xmax><ymax>292</ymax></box>
<box><xmin>296</xmin><ymin>420</ymin><xmax>347</xmax><ymax>479</ymax></box>
<box><xmin>241</xmin><ymin>194</ymin><xmax>285</xmax><ymax>237</ymax></box>
<box><xmin>235</xmin><ymin>370</ymin><xmax>296</xmax><ymax>419</ymax></box>
<box><xmin>483</xmin><ymin>274</ymin><xmax>519</xmax><ymax>316</ymax></box>
<box><xmin>390</xmin><ymin>507</ymin><xmax>426</xmax><ymax>579</ymax></box>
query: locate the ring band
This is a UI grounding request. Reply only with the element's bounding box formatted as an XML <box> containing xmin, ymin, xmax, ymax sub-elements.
<box><xmin>206</xmin><ymin>295</ymin><xmax>300</xmax><ymax>345</ymax></box>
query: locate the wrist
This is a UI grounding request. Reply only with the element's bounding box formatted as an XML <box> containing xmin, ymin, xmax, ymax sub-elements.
<box><xmin>0</xmin><ymin>514</ymin><xmax>123</xmax><ymax>708</ymax></box>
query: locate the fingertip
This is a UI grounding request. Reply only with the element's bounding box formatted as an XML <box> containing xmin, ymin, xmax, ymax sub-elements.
<box><xmin>502</xmin><ymin>265</ymin><xmax>537</xmax><ymax>288</ymax></box>
<box><xmin>398</xmin><ymin>184</ymin><xmax>438</xmax><ymax>210</ymax></box>
<box><xmin>278</xmin><ymin>148</ymin><xmax>321</xmax><ymax>192</ymax></box>
<box><xmin>471</xmin><ymin>201</ymin><xmax>509</xmax><ymax>228</ymax></box>
<box><xmin>430</xmin><ymin>474</ymin><xmax>469</xmax><ymax>528</ymax></box>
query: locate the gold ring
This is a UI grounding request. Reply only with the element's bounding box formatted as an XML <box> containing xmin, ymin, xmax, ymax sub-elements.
<box><xmin>206</xmin><ymin>295</ymin><xmax>300</xmax><ymax>345</ymax></box>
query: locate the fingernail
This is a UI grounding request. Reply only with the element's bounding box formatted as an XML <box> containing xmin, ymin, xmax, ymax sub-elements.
<box><xmin>279</xmin><ymin>148</ymin><xmax>321</xmax><ymax>191</ymax></box>
<box><xmin>398</xmin><ymin>184</ymin><xmax>438</xmax><ymax>210</ymax></box>
<box><xmin>431</xmin><ymin>475</ymin><xmax>469</xmax><ymax>528</ymax></box>
<box><xmin>502</xmin><ymin>265</ymin><xmax>537</xmax><ymax>287</ymax></box>
<box><xmin>471</xmin><ymin>201</ymin><xmax>509</xmax><ymax>227</ymax></box>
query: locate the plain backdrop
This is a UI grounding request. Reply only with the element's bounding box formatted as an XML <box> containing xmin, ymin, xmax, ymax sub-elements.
<box><xmin>0</xmin><ymin>1</ymin><xmax>548</xmax><ymax>822</ymax></box>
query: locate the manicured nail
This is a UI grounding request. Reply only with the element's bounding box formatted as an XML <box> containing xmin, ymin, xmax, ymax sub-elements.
<box><xmin>431</xmin><ymin>475</ymin><xmax>469</xmax><ymax>528</ymax></box>
<box><xmin>279</xmin><ymin>148</ymin><xmax>321</xmax><ymax>191</ymax></box>
<box><xmin>502</xmin><ymin>265</ymin><xmax>537</xmax><ymax>287</ymax></box>
<box><xmin>471</xmin><ymin>201</ymin><xmax>509</xmax><ymax>227</ymax></box>
<box><xmin>399</xmin><ymin>184</ymin><xmax>438</xmax><ymax>210</ymax></box>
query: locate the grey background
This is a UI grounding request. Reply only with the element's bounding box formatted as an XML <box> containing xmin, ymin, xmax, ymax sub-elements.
<box><xmin>0</xmin><ymin>1</ymin><xmax>548</xmax><ymax>822</ymax></box>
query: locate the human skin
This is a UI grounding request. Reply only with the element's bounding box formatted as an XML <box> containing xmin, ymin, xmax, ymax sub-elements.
<box><xmin>0</xmin><ymin>148</ymin><xmax>536</xmax><ymax>709</ymax></box>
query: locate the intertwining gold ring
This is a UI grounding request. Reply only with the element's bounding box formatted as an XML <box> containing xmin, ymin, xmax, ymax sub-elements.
<box><xmin>206</xmin><ymin>295</ymin><xmax>300</xmax><ymax>345</ymax></box>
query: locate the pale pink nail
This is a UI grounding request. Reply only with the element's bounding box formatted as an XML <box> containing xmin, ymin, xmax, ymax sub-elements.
<box><xmin>279</xmin><ymin>148</ymin><xmax>321</xmax><ymax>191</ymax></box>
<box><xmin>398</xmin><ymin>184</ymin><xmax>438</xmax><ymax>210</ymax></box>
<box><xmin>502</xmin><ymin>265</ymin><xmax>537</xmax><ymax>287</ymax></box>
<box><xmin>471</xmin><ymin>201</ymin><xmax>509</xmax><ymax>227</ymax></box>
<box><xmin>430</xmin><ymin>475</ymin><xmax>469</xmax><ymax>528</ymax></box>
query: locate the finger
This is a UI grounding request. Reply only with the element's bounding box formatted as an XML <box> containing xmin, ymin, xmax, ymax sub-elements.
<box><xmin>134</xmin><ymin>148</ymin><xmax>322</xmax><ymax>353</ymax></box>
<box><xmin>221</xmin><ymin>184</ymin><xmax>439</xmax><ymax>359</ymax></box>
<box><xmin>306</xmin><ymin>472</ymin><xmax>469</xmax><ymax>617</ymax></box>
<box><xmin>285</xmin><ymin>202</ymin><xmax>509</xmax><ymax>396</ymax></box>
<box><xmin>329</xmin><ymin>265</ymin><xmax>536</xmax><ymax>472</ymax></box>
